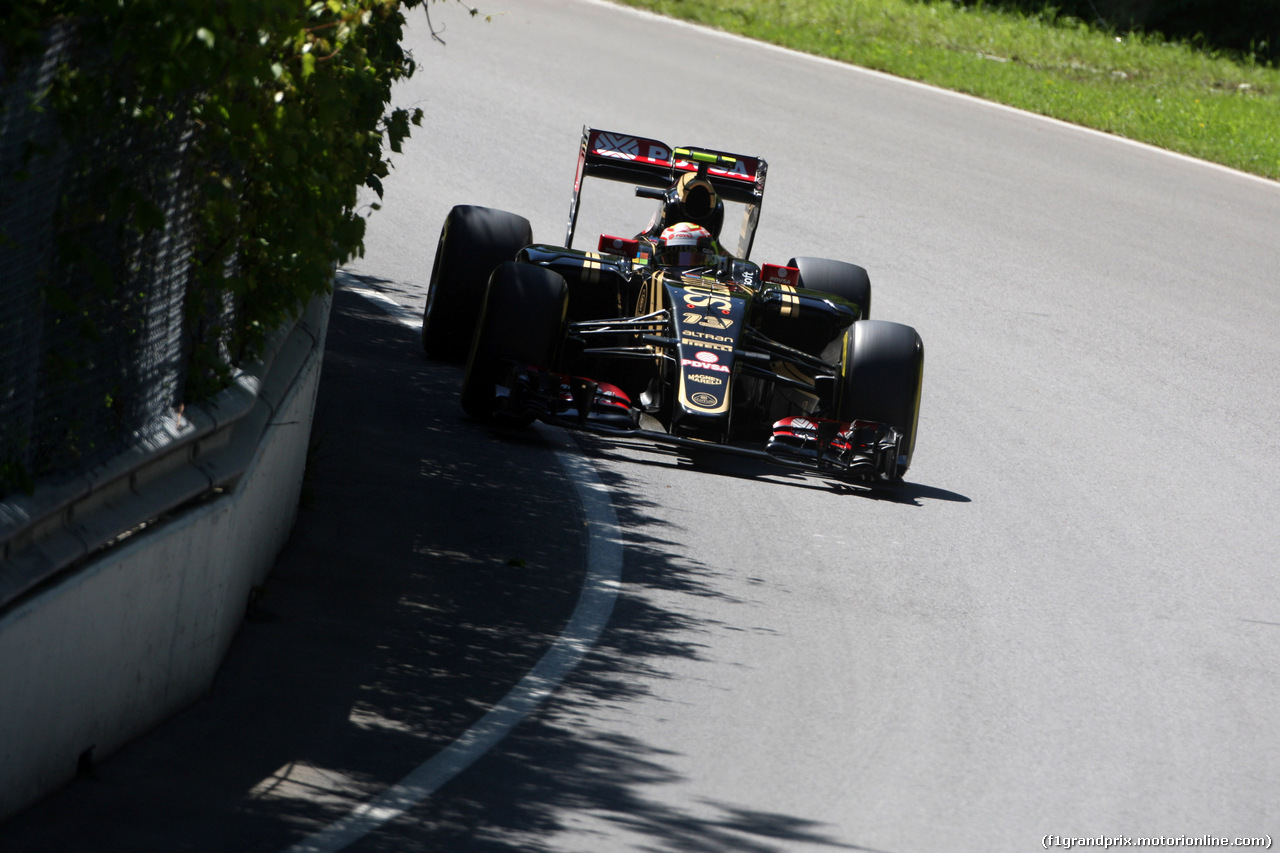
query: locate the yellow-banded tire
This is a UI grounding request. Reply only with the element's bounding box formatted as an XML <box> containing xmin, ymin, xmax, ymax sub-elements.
<box><xmin>838</xmin><ymin>320</ymin><xmax>923</xmax><ymax>478</ymax></box>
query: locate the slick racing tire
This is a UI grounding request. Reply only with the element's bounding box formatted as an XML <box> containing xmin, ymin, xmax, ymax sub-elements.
<box><xmin>788</xmin><ymin>256</ymin><xmax>872</xmax><ymax>321</ymax></box>
<box><xmin>422</xmin><ymin>205</ymin><xmax>533</xmax><ymax>361</ymax></box>
<box><xmin>461</xmin><ymin>262</ymin><xmax>568</xmax><ymax>424</ymax></box>
<box><xmin>838</xmin><ymin>320</ymin><xmax>923</xmax><ymax>478</ymax></box>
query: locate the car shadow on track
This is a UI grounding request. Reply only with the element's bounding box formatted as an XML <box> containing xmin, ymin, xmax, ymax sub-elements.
<box><xmin>572</xmin><ymin>434</ymin><xmax>971</xmax><ymax>507</ymax></box>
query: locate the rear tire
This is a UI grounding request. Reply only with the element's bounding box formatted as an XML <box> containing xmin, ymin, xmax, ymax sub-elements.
<box><xmin>838</xmin><ymin>320</ymin><xmax>923</xmax><ymax>477</ymax></box>
<box><xmin>422</xmin><ymin>205</ymin><xmax>533</xmax><ymax>361</ymax></box>
<box><xmin>461</xmin><ymin>263</ymin><xmax>568</xmax><ymax>423</ymax></box>
<box><xmin>788</xmin><ymin>256</ymin><xmax>871</xmax><ymax>320</ymax></box>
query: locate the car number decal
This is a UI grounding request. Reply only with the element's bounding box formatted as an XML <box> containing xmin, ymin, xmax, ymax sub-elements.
<box><xmin>682</xmin><ymin>313</ymin><xmax>734</xmax><ymax>329</ymax></box>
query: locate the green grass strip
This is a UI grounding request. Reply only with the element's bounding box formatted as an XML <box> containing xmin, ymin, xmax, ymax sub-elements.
<box><xmin>613</xmin><ymin>0</ymin><xmax>1280</xmax><ymax>181</ymax></box>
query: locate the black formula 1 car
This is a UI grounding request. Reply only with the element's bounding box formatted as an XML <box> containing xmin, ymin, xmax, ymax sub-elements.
<box><xmin>421</xmin><ymin>128</ymin><xmax>923</xmax><ymax>483</ymax></box>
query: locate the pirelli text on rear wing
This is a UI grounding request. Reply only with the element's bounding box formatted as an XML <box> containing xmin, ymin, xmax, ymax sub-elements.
<box><xmin>566</xmin><ymin>127</ymin><xmax>769</xmax><ymax>259</ymax></box>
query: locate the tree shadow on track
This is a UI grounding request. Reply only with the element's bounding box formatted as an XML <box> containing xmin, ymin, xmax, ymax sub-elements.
<box><xmin>342</xmin><ymin>401</ymin><xmax>892</xmax><ymax>852</ymax></box>
<box><xmin>0</xmin><ymin>283</ymin><xmax>896</xmax><ymax>853</ymax></box>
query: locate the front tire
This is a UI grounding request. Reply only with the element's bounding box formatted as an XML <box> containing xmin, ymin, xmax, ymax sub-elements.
<box><xmin>837</xmin><ymin>320</ymin><xmax>923</xmax><ymax>477</ymax></box>
<box><xmin>788</xmin><ymin>256</ymin><xmax>872</xmax><ymax>320</ymax></box>
<box><xmin>422</xmin><ymin>205</ymin><xmax>533</xmax><ymax>361</ymax></box>
<box><xmin>461</xmin><ymin>263</ymin><xmax>568</xmax><ymax>423</ymax></box>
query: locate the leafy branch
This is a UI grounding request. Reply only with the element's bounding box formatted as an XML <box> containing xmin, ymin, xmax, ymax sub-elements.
<box><xmin>0</xmin><ymin>1</ymin><xmax>485</xmax><ymax>495</ymax></box>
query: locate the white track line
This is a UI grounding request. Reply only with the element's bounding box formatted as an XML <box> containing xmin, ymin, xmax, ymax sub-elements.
<box><xmin>283</xmin><ymin>288</ymin><xmax>624</xmax><ymax>852</ymax></box>
<box><xmin>341</xmin><ymin>284</ymin><xmax>422</xmax><ymax>328</ymax></box>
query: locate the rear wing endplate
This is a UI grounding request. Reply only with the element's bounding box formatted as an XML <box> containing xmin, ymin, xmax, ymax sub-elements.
<box><xmin>567</xmin><ymin>127</ymin><xmax>768</xmax><ymax>258</ymax></box>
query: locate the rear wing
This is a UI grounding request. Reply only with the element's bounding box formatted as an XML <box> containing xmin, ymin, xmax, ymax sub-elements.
<box><xmin>566</xmin><ymin>127</ymin><xmax>769</xmax><ymax>259</ymax></box>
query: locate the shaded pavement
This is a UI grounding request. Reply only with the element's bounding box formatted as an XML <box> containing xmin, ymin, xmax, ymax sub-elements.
<box><xmin>0</xmin><ymin>287</ymin><xmax>589</xmax><ymax>851</ymax></box>
<box><xmin>1</xmin><ymin>283</ymin><xmax>876</xmax><ymax>853</ymax></box>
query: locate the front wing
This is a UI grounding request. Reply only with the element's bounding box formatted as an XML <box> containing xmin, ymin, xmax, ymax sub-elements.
<box><xmin>491</xmin><ymin>362</ymin><xmax>904</xmax><ymax>483</ymax></box>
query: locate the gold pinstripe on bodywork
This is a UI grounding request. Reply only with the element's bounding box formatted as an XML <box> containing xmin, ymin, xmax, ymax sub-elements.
<box><xmin>777</xmin><ymin>283</ymin><xmax>800</xmax><ymax>318</ymax></box>
<box><xmin>637</xmin><ymin>269</ymin><xmax>665</xmax><ymax>316</ymax></box>
<box><xmin>581</xmin><ymin>251</ymin><xmax>602</xmax><ymax>284</ymax></box>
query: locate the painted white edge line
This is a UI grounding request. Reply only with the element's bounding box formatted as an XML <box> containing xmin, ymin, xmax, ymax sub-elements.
<box><xmin>341</xmin><ymin>284</ymin><xmax>422</xmax><ymax>328</ymax></box>
<box><xmin>583</xmin><ymin>0</ymin><xmax>1280</xmax><ymax>192</ymax></box>
<box><xmin>284</xmin><ymin>288</ymin><xmax>624</xmax><ymax>852</ymax></box>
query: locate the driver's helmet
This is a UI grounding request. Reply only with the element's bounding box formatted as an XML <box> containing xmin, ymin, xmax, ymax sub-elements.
<box><xmin>658</xmin><ymin>222</ymin><xmax>719</xmax><ymax>267</ymax></box>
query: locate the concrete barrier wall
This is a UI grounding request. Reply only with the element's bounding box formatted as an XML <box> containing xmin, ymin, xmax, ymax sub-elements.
<box><xmin>0</xmin><ymin>297</ymin><xmax>328</xmax><ymax>820</ymax></box>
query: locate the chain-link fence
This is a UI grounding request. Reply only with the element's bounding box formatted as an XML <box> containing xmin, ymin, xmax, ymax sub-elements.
<box><xmin>1</xmin><ymin>24</ymin><xmax>208</xmax><ymax>499</ymax></box>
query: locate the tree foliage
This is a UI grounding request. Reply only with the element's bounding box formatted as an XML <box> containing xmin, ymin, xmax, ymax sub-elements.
<box><xmin>2</xmin><ymin>0</ymin><xmax>457</xmax><ymax>399</ymax></box>
<box><xmin>0</xmin><ymin>1</ymin><xmax>490</xmax><ymax>496</ymax></box>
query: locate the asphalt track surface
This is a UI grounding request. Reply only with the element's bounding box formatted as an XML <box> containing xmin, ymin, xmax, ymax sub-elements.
<box><xmin>4</xmin><ymin>1</ymin><xmax>1280</xmax><ymax>850</ymax></box>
